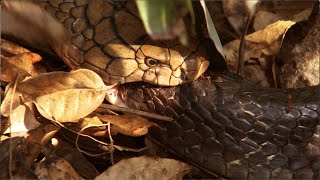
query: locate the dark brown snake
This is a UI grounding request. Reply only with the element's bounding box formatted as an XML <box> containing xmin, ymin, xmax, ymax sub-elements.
<box><xmin>119</xmin><ymin>71</ymin><xmax>320</xmax><ymax>179</ymax></box>
<box><xmin>2</xmin><ymin>0</ymin><xmax>320</xmax><ymax>179</ymax></box>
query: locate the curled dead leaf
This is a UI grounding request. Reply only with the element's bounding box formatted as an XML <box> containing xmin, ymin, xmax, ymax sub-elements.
<box><xmin>66</xmin><ymin>116</ymin><xmax>107</xmax><ymax>137</ymax></box>
<box><xmin>34</xmin><ymin>156</ymin><xmax>82</xmax><ymax>180</ymax></box>
<box><xmin>97</xmin><ymin>114</ymin><xmax>156</xmax><ymax>137</ymax></box>
<box><xmin>95</xmin><ymin>156</ymin><xmax>191</xmax><ymax>180</ymax></box>
<box><xmin>223</xmin><ymin>20</ymin><xmax>296</xmax><ymax>87</ymax></box>
<box><xmin>3</xmin><ymin>101</ymin><xmax>41</xmax><ymax>135</ymax></box>
<box><xmin>0</xmin><ymin>124</ymin><xmax>59</xmax><ymax>179</ymax></box>
<box><xmin>1</xmin><ymin>38</ymin><xmax>31</xmax><ymax>55</ymax></box>
<box><xmin>1</xmin><ymin>39</ymin><xmax>46</xmax><ymax>83</ymax></box>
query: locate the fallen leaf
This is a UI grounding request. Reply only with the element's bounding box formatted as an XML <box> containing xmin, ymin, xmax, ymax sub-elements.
<box><xmin>223</xmin><ymin>20</ymin><xmax>296</xmax><ymax>87</ymax></box>
<box><xmin>0</xmin><ymin>124</ymin><xmax>59</xmax><ymax>179</ymax></box>
<box><xmin>53</xmin><ymin>139</ymin><xmax>100</xmax><ymax>179</ymax></box>
<box><xmin>0</xmin><ymin>137</ymin><xmax>37</xmax><ymax>179</ymax></box>
<box><xmin>34</xmin><ymin>155</ymin><xmax>82</xmax><ymax>180</ymax></box>
<box><xmin>95</xmin><ymin>156</ymin><xmax>191</xmax><ymax>180</ymax></box>
<box><xmin>97</xmin><ymin>114</ymin><xmax>156</xmax><ymax>137</ymax></box>
<box><xmin>253</xmin><ymin>8</ymin><xmax>311</xmax><ymax>31</ymax></box>
<box><xmin>1</xmin><ymin>38</ymin><xmax>31</xmax><ymax>55</ymax></box>
<box><xmin>3</xmin><ymin>101</ymin><xmax>41</xmax><ymax>135</ymax></box>
<box><xmin>275</xmin><ymin>1</ymin><xmax>319</xmax><ymax>88</ymax></box>
<box><xmin>1</xmin><ymin>69</ymin><xmax>112</xmax><ymax>123</ymax></box>
<box><xmin>66</xmin><ymin>116</ymin><xmax>107</xmax><ymax>137</ymax></box>
<box><xmin>1</xmin><ymin>39</ymin><xmax>46</xmax><ymax>83</ymax></box>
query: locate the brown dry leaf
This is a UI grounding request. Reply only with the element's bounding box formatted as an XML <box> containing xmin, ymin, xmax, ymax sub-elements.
<box><xmin>97</xmin><ymin>114</ymin><xmax>156</xmax><ymax>137</ymax></box>
<box><xmin>34</xmin><ymin>155</ymin><xmax>82</xmax><ymax>180</ymax></box>
<box><xmin>0</xmin><ymin>124</ymin><xmax>59</xmax><ymax>179</ymax></box>
<box><xmin>1</xmin><ymin>39</ymin><xmax>46</xmax><ymax>83</ymax></box>
<box><xmin>0</xmin><ymin>137</ymin><xmax>38</xmax><ymax>179</ymax></box>
<box><xmin>253</xmin><ymin>8</ymin><xmax>311</xmax><ymax>31</ymax></box>
<box><xmin>95</xmin><ymin>156</ymin><xmax>191</xmax><ymax>180</ymax></box>
<box><xmin>1</xmin><ymin>69</ymin><xmax>112</xmax><ymax>123</ymax></box>
<box><xmin>3</xmin><ymin>101</ymin><xmax>41</xmax><ymax>135</ymax></box>
<box><xmin>275</xmin><ymin>1</ymin><xmax>319</xmax><ymax>88</ymax></box>
<box><xmin>53</xmin><ymin>140</ymin><xmax>100</xmax><ymax>179</ymax></box>
<box><xmin>1</xmin><ymin>38</ymin><xmax>31</xmax><ymax>54</ymax></box>
<box><xmin>224</xmin><ymin>20</ymin><xmax>296</xmax><ymax>87</ymax></box>
<box><xmin>66</xmin><ymin>116</ymin><xmax>107</xmax><ymax>137</ymax></box>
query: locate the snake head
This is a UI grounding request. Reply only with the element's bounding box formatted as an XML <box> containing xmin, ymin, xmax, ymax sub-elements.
<box><xmin>130</xmin><ymin>44</ymin><xmax>210</xmax><ymax>86</ymax></box>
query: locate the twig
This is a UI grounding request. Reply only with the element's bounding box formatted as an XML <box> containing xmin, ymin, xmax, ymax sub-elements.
<box><xmin>9</xmin><ymin>74</ymin><xmax>21</xmax><ymax>178</ymax></box>
<box><xmin>99</xmin><ymin>104</ymin><xmax>174</xmax><ymax>123</ymax></box>
<box><xmin>237</xmin><ymin>15</ymin><xmax>251</xmax><ymax>76</ymax></box>
<box><xmin>107</xmin><ymin>122</ymin><xmax>114</xmax><ymax>165</ymax></box>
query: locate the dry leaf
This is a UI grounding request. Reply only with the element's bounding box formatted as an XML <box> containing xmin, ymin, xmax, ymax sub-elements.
<box><xmin>253</xmin><ymin>8</ymin><xmax>311</xmax><ymax>31</ymax></box>
<box><xmin>95</xmin><ymin>156</ymin><xmax>191</xmax><ymax>180</ymax></box>
<box><xmin>97</xmin><ymin>114</ymin><xmax>155</xmax><ymax>137</ymax></box>
<box><xmin>275</xmin><ymin>2</ymin><xmax>319</xmax><ymax>88</ymax></box>
<box><xmin>223</xmin><ymin>20</ymin><xmax>296</xmax><ymax>87</ymax></box>
<box><xmin>66</xmin><ymin>116</ymin><xmax>107</xmax><ymax>137</ymax></box>
<box><xmin>34</xmin><ymin>155</ymin><xmax>82</xmax><ymax>180</ymax></box>
<box><xmin>1</xmin><ymin>38</ymin><xmax>31</xmax><ymax>55</ymax></box>
<box><xmin>1</xmin><ymin>69</ymin><xmax>112</xmax><ymax>123</ymax></box>
<box><xmin>0</xmin><ymin>137</ymin><xmax>38</xmax><ymax>179</ymax></box>
<box><xmin>3</xmin><ymin>101</ymin><xmax>41</xmax><ymax>135</ymax></box>
<box><xmin>53</xmin><ymin>140</ymin><xmax>100</xmax><ymax>179</ymax></box>
<box><xmin>0</xmin><ymin>124</ymin><xmax>59</xmax><ymax>179</ymax></box>
<box><xmin>1</xmin><ymin>81</ymin><xmax>23</xmax><ymax>117</ymax></box>
<box><xmin>1</xmin><ymin>39</ymin><xmax>46</xmax><ymax>82</ymax></box>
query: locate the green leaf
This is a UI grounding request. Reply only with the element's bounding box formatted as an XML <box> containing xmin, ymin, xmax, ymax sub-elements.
<box><xmin>136</xmin><ymin>0</ymin><xmax>193</xmax><ymax>44</ymax></box>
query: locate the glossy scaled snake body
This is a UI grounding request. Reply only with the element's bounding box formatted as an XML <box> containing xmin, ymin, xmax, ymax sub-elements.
<box><xmin>2</xmin><ymin>0</ymin><xmax>320</xmax><ymax>179</ymax></box>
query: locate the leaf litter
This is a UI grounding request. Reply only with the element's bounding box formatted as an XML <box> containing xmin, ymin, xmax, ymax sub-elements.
<box><xmin>1</xmin><ymin>1</ymin><xmax>318</xmax><ymax>179</ymax></box>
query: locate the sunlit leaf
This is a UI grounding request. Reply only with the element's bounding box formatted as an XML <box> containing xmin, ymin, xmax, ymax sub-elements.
<box><xmin>95</xmin><ymin>156</ymin><xmax>191</xmax><ymax>180</ymax></box>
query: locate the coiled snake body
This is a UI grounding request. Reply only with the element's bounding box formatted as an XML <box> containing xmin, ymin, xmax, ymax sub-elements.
<box><xmin>120</xmin><ymin>72</ymin><xmax>320</xmax><ymax>179</ymax></box>
<box><xmin>2</xmin><ymin>0</ymin><xmax>320</xmax><ymax>179</ymax></box>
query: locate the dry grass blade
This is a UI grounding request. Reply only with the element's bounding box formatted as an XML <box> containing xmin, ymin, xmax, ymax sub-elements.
<box><xmin>200</xmin><ymin>0</ymin><xmax>224</xmax><ymax>58</ymax></box>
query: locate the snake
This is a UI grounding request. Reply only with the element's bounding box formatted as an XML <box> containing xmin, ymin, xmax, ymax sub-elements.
<box><xmin>2</xmin><ymin>0</ymin><xmax>320</xmax><ymax>179</ymax></box>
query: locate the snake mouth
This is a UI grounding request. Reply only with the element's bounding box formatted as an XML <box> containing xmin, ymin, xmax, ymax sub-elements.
<box><xmin>105</xmin><ymin>85</ymin><xmax>128</xmax><ymax>108</ymax></box>
<box><xmin>180</xmin><ymin>59</ymin><xmax>210</xmax><ymax>84</ymax></box>
<box><xmin>194</xmin><ymin>60</ymin><xmax>210</xmax><ymax>80</ymax></box>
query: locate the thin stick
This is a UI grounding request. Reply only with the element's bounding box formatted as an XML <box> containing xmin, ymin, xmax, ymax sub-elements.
<box><xmin>237</xmin><ymin>15</ymin><xmax>251</xmax><ymax>76</ymax></box>
<box><xmin>9</xmin><ymin>74</ymin><xmax>21</xmax><ymax>178</ymax></box>
<box><xmin>107</xmin><ymin>122</ymin><xmax>114</xmax><ymax>165</ymax></box>
<box><xmin>99</xmin><ymin>104</ymin><xmax>174</xmax><ymax>122</ymax></box>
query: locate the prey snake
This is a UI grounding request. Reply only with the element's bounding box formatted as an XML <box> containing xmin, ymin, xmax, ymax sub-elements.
<box><xmin>2</xmin><ymin>0</ymin><xmax>319</xmax><ymax>179</ymax></box>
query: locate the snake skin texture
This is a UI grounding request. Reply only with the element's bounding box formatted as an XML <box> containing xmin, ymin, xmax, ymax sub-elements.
<box><xmin>119</xmin><ymin>72</ymin><xmax>320</xmax><ymax>179</ymax></box>
<box><xmin>36</xmin><ymin>0</ymin><xmax>209</xmax><ymax>86</ymax></box>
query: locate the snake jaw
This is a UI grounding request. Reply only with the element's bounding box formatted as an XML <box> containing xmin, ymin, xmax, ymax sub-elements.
<box><xmin>178</xmin><ymin>54</ymin><xmax>210</xmax><ymax>84</ymax></box>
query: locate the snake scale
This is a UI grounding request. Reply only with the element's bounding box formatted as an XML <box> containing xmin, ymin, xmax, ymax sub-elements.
<box><xmin>2</xmin><ymin>0</ymin><xmax>320</xmax><ymax>179</ymax></box>
<box><xmin>120</xmin><ymin>72</ymin><xmax>320</xmax><ymax>179</ymax></box>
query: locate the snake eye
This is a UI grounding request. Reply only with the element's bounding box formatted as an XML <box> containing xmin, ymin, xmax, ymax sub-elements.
<box><xmin>145</xmin><ymin>58</ymin><xmax>159</xmax><ymax>67</ymax></box>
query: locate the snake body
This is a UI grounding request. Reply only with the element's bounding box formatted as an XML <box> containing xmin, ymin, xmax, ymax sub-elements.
<box><xmin>2</xmin><ymin>0</ymin><xmax>320</xmax><ymax>179</ymax></box>
<box><xmin>119</xmin><ymin>72</ymin><xmax>320</xmax><ymax>179</ymax></box>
